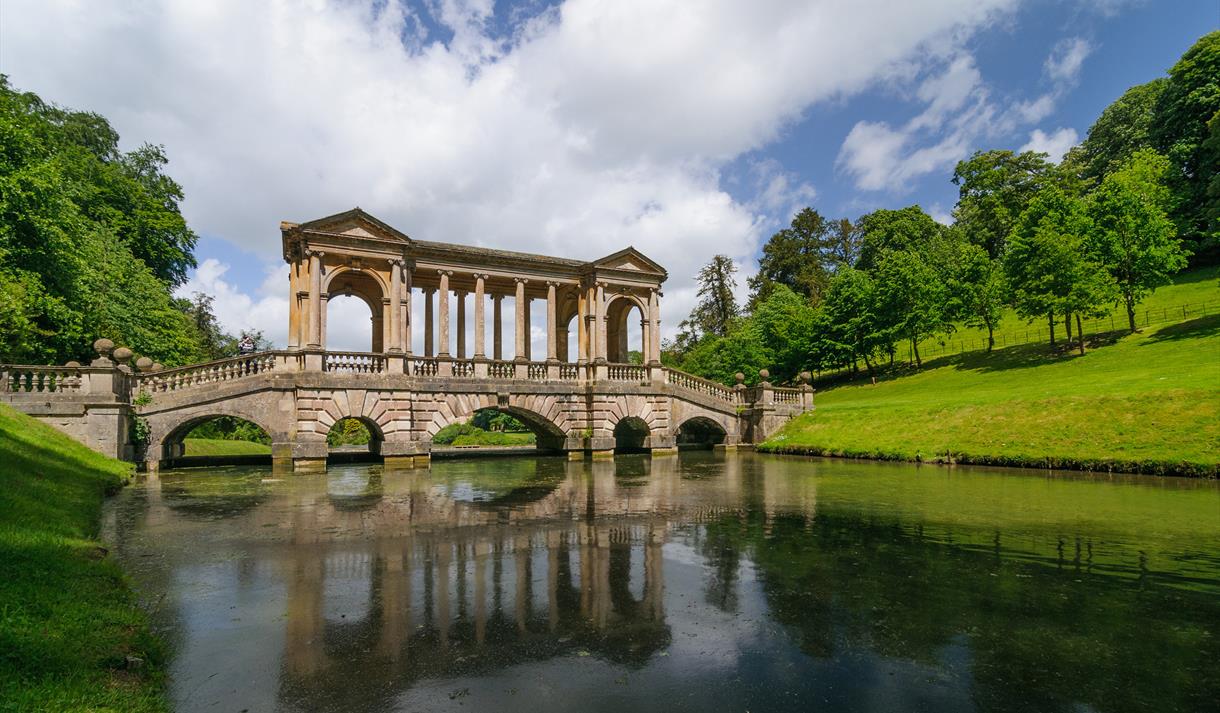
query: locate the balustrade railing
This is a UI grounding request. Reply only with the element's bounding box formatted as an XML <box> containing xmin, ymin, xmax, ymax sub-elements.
<box><xmin>559</xmin><ymin>363</ymin><xmax>580</xmax><ymax>380</ymax></box>
<box><xmin>3</xmin><ymin>366</ymin><xmax>84</xmax><ymax>394</ymax></box>
<box><xmin>488</xmin><ymin>360</ymin><xmax>514</xmax><ymax>379</ymax></box>
<box><xmin>772</xmin><ymin>387</ymin><xmax>802</xmax><ymax>405</ymax></box>
<box><xmin>527</xmin><ymin>362</ymin><xmax>548</xmax><ymax>379</ymax></box>
<box><xmin>607</xmin><ymin>363</ymin><xmax>647</xmax><ymax>381</ymax></box>
<box><xmin>412</xmin><ymin>357</ymin><xmax>438</xmax><ymax>377</ymax></box>
<box><xmin>324</xmin><ymin>352</ymin><xmax>385</xmax><ymax>374</ymax></box>
<box><xmin>453</xmin><ymin>359</ymin><xmax>475</xmax><ymax>377</ymax></box>
<box><xmin>137</xmin><ymin>352</ymin><xmax>278</xmax><ymax>393</ymax></box>
<box><xmin>664</xmin><ymin>368</ymin><xmax>739</xmax><ymax>404</ymax></box>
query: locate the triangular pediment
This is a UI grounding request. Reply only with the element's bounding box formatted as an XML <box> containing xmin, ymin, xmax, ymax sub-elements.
<box><xmin>590</xmin><ymin>247</ymin><xmax>666</xmax><ymax>276</ymax></box>
<box><xmin>299</xmin><ymin>208</ymin><xmax>412</xmax><ymax>243</ymax></box>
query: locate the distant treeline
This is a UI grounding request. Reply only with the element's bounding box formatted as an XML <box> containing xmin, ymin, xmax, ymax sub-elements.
<box><xmin>667</xmin><ymin>32</ymin><xmax>1219</xmax><ymax>384</ymax></box>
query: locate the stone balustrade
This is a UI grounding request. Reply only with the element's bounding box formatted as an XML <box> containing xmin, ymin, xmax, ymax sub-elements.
<box><xmin>2</xmin><ymin>365</ymin><xmax>85</xmax><ymax>394</ymax></box>
<box><xmin>323</xmin><ymin>351</ymin><xmax>385</xmax><ymax>374</ymax></box>
<box><xmin>135</xmin><ymin>352</ymin><xmax>283</xmax><ymax>393</ymax></box>
<box><xmin>664</xmin><ymin>368</ymin><xmax>739</xmax><ymax>404</ymax></box>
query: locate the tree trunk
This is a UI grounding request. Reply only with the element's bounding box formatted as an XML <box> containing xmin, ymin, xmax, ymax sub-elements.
<box><xmin>1126</xmin><ymin>294</ymin><xmax>1137</xmax><ymax>332</ymax></box>
<box><xmin>1048</xmin><ymin>313</ymin><xmax>1055</xmax><ymax>345</ymax></box>
<box><xmin>1064</xmin><ymin>314</ymin><xmax>1072</xmax><ymax>342</ymax></box>
<box><xmin>913</xmin><ymin>337</ymin><xmax>922</xmax><ymax>367</ymax></box>
<box><xmin>986</xmin><ymin>322</ymin><xmax>995</xmax><ymax>351</ymax></box>
<box><xmin>862</xmin><ymin>354</ymin><xmax>875</xmax><ymax>379</ymax></box>
<box><xmin>1076</xmin><ymin>313</ymin><xmax>1086</xmax><ymax>355</ymax></box>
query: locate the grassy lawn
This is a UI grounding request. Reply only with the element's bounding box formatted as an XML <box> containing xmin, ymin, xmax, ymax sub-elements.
<box><xmin>0</xmin><ymin>404</ymin><xmax>166</xmax><ymax>711</ymax></box>
<box><xmin>762</xmin><ymin>312</ymin><xmax>1220</xmax><ymax>476</ymax></box>
<box><xmin>450</xmin><ymin>430</ymin><xmax>536</xmax><ymax>447</ymax></box>
<box><xmin>182</xmin><ymin>437</ymin><xmax>271</xmax><ymax>456</ymax></box>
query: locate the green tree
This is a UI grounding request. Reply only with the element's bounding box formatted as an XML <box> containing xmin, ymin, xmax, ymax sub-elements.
<box><xmin>1200</xmin><ymin>110</ymin><xmax>1220</xmax><ymax>244</ymax></box>
<box><xmin>947</xmin><ymin>242</ymin><xmax>1006</xmax><ymax>351</ymax></box>
<box><xmin>872</xmin><ymin>249</ymin><xmax>948</xmax><ymax>367</ymax></box>
<box><xmin>854</xmin><ymin>205</ymin><xmax>944</xmax><ymax>271</ymax></box>
<box><xmin>1004</xmin><ymin>187</ymin><xmax>1114</xmax><ymax>354</ymax></box>
<box><xmin>1150</xmin><ymin>32</ymin><xmax>1220</xmax><ymax>258</ymax></box>
<box><xmin>819</xmin><ymin>268</ymin><xmax>887</xmax><ymax>377</ymax></box>
<box><xmin>677</xmin><ymin>322</ymin><xmax>771</xmax><ymax>386</ymax></box>
<box><xmin>750</xmin><ymin>283</ymin><xmax>816</xmax><ymax>381</ymax></box>
<box><xmin>952</xmin><ymin>150</ymin><xmax>1056</xmax><ymax>259</ymax></box>
<box><xmin>750</xmin><ymin>207</ymin><xmax>856</xmax><ymax>305</ymax></box>
<box><xmin>1087</xmin><ymin>150</ymin><xmax>1187</xmax><ymax>331</ymax></box>
<box><xmin>1078</xmin><ymin>79</ymin><xmax>1167</xmax><ymax>182</ymax></box>
<box><xmin>679</xmin><ymin>254</ymin><xmax>739</xmax><ymax>342</ymax></box>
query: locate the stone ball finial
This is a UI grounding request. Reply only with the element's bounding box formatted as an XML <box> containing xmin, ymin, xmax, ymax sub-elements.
<box><xmin>113</xmin><ymin>347</ymin><xmax>133</xmax><ymax>364</ymax></box>
<box><xmin>64</xmin><ymin>360</ymin><xmax>81</xmax><ymax>368</ymax></box>
<box><xmin>758</xmin><ymin>369</ymin><xmax>770</xmax><ymax>381</ymax></box>
<box><xmin>734</xmin><ymin>372</ymin><xmax>745</xmax><ymax>384</ymax></box>
<box><xmin>799</xmin><ymin>371</ymin><xmax>811</xmax><ymax>384</ymax></box>
<box><xmin>135</xmin><ymin>356</ymin><xmax>154</xmax><ymax>370</ymax></box>
<box><xmin>151</xmin><ymin>362</ymin><xmax>164</xmax><ymax>372</ymax></box>
<box><xmin>93</xmin><ymin>338</ymin><xmax>115</xmax><ymax>357</ymax></box>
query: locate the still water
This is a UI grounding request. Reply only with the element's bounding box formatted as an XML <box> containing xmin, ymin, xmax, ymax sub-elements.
<box><xmin>102</xmin><ymin>453</ymin><xmax>1220</xmax><ymax>713</ymax></box>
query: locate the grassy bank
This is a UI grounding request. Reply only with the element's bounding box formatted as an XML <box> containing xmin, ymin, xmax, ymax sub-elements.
<box><xmin>182</xmin><ymin>437</ymin><xmax>272</xmax><ymax>457</ymax></box>
<box><xmin>0</xmin><ymin>405</ymin><xmax>166</xmax><ymax>711</ymax></box>
<box><xmin>761</xmin><ymin>313</ymin><xmax>1220</xmax><ymax>477</ymax></box>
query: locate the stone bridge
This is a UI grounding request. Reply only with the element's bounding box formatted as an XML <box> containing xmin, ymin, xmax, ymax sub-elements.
<box><xmin>1</xmin><ymin>345</ymin><xmax>810</xmax><ymax>471</ymax></box>
<box><xmin>0</xmin><ymin>208</ymin><xmax>812</xmax><ymax>469</ymax></box>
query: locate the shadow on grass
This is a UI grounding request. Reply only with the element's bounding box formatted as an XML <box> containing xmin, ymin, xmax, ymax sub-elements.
<box><xmin>1141</xmin><ymin>314</ymin><xmax>1220</xmax><ymax>344</ymax></box>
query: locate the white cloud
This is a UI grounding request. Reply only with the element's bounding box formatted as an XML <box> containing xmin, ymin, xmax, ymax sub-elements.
<box><xmin>1019</xmin><ymin>127</ymin><xmax>1079</xmax><ymax>162</ymax></box>
<box><xmin>3</xmin><ymin>0</ymin><xmax>1019</xmax><ymax>341</ymax></box>
<box><xmin>838</xmin><ymin>31</ymin><xmax>1095</xmax><ymax>192</ymax></box>
<box><xmin>1045</xmin><ymin>37</ymin><xmax>1093</xmax><ymax>84</ymax></box>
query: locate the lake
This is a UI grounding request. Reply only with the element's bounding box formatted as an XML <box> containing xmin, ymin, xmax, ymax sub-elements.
<box><xmin>102</xmin><ymin>452</ymin><xmax>1220</xmax><ymax>712</ymax></box>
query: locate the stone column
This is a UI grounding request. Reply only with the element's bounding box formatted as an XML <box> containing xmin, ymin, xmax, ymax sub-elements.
<box><xmin>307</xmin><ymin>250</ymin><xmax>323</xmax><ymax>348</ymax></box>
<box><xmin>437</xmin><ymin>271</ymin><xmax>451</xmax><ymax>357</ymax></box>
<box><xmin>473</xmin><ymin>274</ymin><xmax>486</xmax><ymax>358</ymax></box>
<box><xmin>546</xmin><ymin>282</ymin><xmax>558</xmax><ymax>362</ymax></box>
<box><xmin>320</xmin><ymin>295</ymin><xmax>329</xmax><ymax>350</ymax></box>
<box><xmin>514</xmin><ymin>278</ymin><xmax>528</xmax><ymax>361</ymax></box>
<box><xmin>577</xmin><ymin>286</ymin><xmax>589</xmax><ymax>365</ymax></box>
<box><xmin>389</xmin><ymin>260</ymin><xmax>402</xmax><ymax>353</ymax></box>
<box><xmin>595</xmin><ymin>282</ymin><xmax>607</xmax><ymax>363</ymax></box>
<box><xmin>649</xmin><ymin>288</ymin><xmax>662</xmax><ymax>364</ymax></box>
<box><xmin>523</xmin><ymin>296</ymin><xmax>532</xmax><ymax>361</ymax></box>
<box><xmin>403</xmin><ymin>267</ymin><xmax>413</xmax><ymax>354</ymax></box>
<box><xmin>493</xmin><ymin>295</ymin><xmax>503</xmax><ymax>360</ymax></box>
<box><xmin>424</xmin><ymin>288</ymin><xmax>435</xmax><ymax>357</ymax></box>
<box><xmin>456</xmin><ymin>290</ymin><xmax>467</xmax><ymax>358</ymax></box>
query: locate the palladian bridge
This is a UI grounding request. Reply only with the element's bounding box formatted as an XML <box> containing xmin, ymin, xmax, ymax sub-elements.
<box><xmin>1</xmin><ymin>209</ymin><xmax>811</xmax><ymax>470</ymax></box>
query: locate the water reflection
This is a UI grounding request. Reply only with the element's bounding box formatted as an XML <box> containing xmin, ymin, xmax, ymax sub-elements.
<box><xmin>103</xmin><ymin>454</ymin><xmax>1220</xmax><ymax>713</ymax></box>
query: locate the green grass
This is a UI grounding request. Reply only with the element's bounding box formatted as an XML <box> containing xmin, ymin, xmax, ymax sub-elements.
<box><xmin>0</xmin><ymin>404</ymin><xmax>167</xmax><ymax>712</ymax></box>
<box><xmin>450</xmin><ymin>430</ymin><xmax>536</xmax><ymax>447</ymax></box>
<box><xmin>762</xmin><ymin>312</ymin><xmax>1220</xmax><ymax>476</ymax></box>
<box><xmin>182</xmin><ymin>437</ymin><xmax>271</xmax><ymax>456</ymax></box>
<box><xmin>891</xmin><ymin>264</ymin><xmax>1220</xmax><ymax>363</ymax></box>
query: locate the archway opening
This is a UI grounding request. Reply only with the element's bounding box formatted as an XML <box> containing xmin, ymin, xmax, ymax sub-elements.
<box><xmin>162</xmin><ymin>415</ymin><xmax>272</xmax><ymax>466</ymax></box>
<box><xmin>613</xmin><ymin>416</ymin><xmax>651</xmax><ymax>454</ymax></box>
<box><xmin>676</xmin><ymin>417</ymin><xmax>727</xmax><ymax>450</ymax></box>
<box><xmin>432</xmin><ymin>406</ymin><xmax>567</xmax><ymax>456</ymax></box>
<box><xmin>325</xmin><ymin>268</ymin><xmax>385</xmax><ymax>352</ymax></box>
<box><xmin>606</xmin><ymin>298</ymin><xmax>645</xmax><ymax>364</ymax></box>
<box><xmin>327</xmin><ymin>417</ymin><xmax>383</xmax><ymax>463</ymax></box>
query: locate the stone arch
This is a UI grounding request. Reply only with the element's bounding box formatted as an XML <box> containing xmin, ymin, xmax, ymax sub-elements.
<box><xmin>323</xmin><ymin>267</ymin><xmax>390</xmax><ymax>352</ymax></box>
<box><xmin>152</xmin><ymin>408</ymin><xmax>276</xmax><ymax>462</ymax></box>
<box><xmin>675</xmin><ymin>415</ymin><xmax>728</xmax><ymax>448</ymax></box>
<box><xmin>604</xmin><ymin>292</ymin><xmax>648</xmax><ymax>363</ymax></box>
<box><xmin>613</xmin><ymin>416</ymin><xmax>650</xmax><ymax>452</ymax></box>
<box><xmin>557</xmin><ymin>294</ymin><xmax>581</xmax><ymax>362</ymax></box>
<box><xmin>424</xmin><ymin>392</ymin><xmax>572</xmax><ymax>451</ymax></box>
<box><xmin>305</xmin><ymin>389</ymin><xmax>405</xmax><ymax>444</ymax></box>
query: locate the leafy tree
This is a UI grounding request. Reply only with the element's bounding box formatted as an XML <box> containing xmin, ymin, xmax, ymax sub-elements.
<box><xmin>1004</xmin><ymin>187</ymin><xmax>1114</xmax><ymax>354</ymax></box>
<box><xmin>819</xmin><ymin>268</ymin><xmax>887</xmax><ymax>377</ymax></box>
<box><xmin>1087</xmin><ymin>150</ymin><xmax>1187</xmax><ymax>331</ymax></box>
<box><xmin>174</xmin><ymin>293</ymin><xmax>234</xmax><ymax>360</ymax></box>
<box><xmin>872</xmin><ymin>249</ymin><xmax>948</xmax><ymax>367</ymax></box>
<box><xmin>1150</xmin><ymin>31</ymin><xmax>1220</xmax><ymax>258</ymax></box>
<box><xmin>679</xmin><ymin>254</ymin><xmax>739</xmax><ymax>343</ymax></box>
<box><xmin>750</xmin><ymin>207</ymin><xmax>856</xmax><ymax>305</ymax></box>
<box><xmin>1078</xmin><ymin>79</ymin><xmax>1167</xmax><ymax>182</ymax></box>
<box><xmin>952</xmin><ymin>150</ymin><xmax>1056</xmax><ymax>259</ymax></box>
<box><xmin>946</xmin><ymin>242</ymin><xmax>1006</xmax><ymax>351</ymax></box>
<box><xmin>750</xmin><ymin>283</ymin><xmax>816</xmax><ymax>381</ymax></box>
<box><xmin>677</xmin><ymin>322</ymin><xmax>771</xmax><ymax>386</ymax></box>
<box><xmin>1201</xmin><ymin>110</ymin><xmax>1220</xmax><ymax>244</ymax></box>
<box><xmin>854</xmin><ymin>205</ymin><xmax>944</xmax><ymax>271</ymax></box>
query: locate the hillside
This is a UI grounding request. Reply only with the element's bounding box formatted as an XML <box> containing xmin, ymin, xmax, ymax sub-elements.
<box><xmin>0</xmin><ymin>405</ymin><xmax>166</xmax><ymax>711</ymax></box>
<box><xmin>761</xmin><ymin>310</ymin><xmax>1220</xmax><ymax>477</ymax></box>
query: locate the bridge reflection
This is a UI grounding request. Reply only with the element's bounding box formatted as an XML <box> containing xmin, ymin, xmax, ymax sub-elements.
<box><xmin>129</xmin><ymin>455</ymin><xmax>819</xmax><ymax>708</ymax></box>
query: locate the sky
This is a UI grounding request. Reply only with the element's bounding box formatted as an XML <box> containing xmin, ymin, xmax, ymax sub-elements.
<box><xmin>1</xmin><ymin>0</ymin><xmax>1216</xmax><ymax>353</ymax></box>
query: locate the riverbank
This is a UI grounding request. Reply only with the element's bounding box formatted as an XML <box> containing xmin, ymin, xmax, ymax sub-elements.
<box><xmin>0</xmin><ymin>404</ymin><xmax>167</xmax><ymax>711</ymax></box>
<box><xmin>760</xmin><ymin>314</ymin><xmax>1220</xmax><ymax>477</ymax></box>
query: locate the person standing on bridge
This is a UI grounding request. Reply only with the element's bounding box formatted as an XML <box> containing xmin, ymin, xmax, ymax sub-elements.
<box><xmin>238</xmin><ymin>334</ymin><xmax>256</xmax><ymax>355</ymax></box>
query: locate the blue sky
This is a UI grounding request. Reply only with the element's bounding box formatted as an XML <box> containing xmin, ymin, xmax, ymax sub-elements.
<box><xmin>2</xmin><ymin>0</ymin><xmax>1216</xmax><ymax>350</ymax></box>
